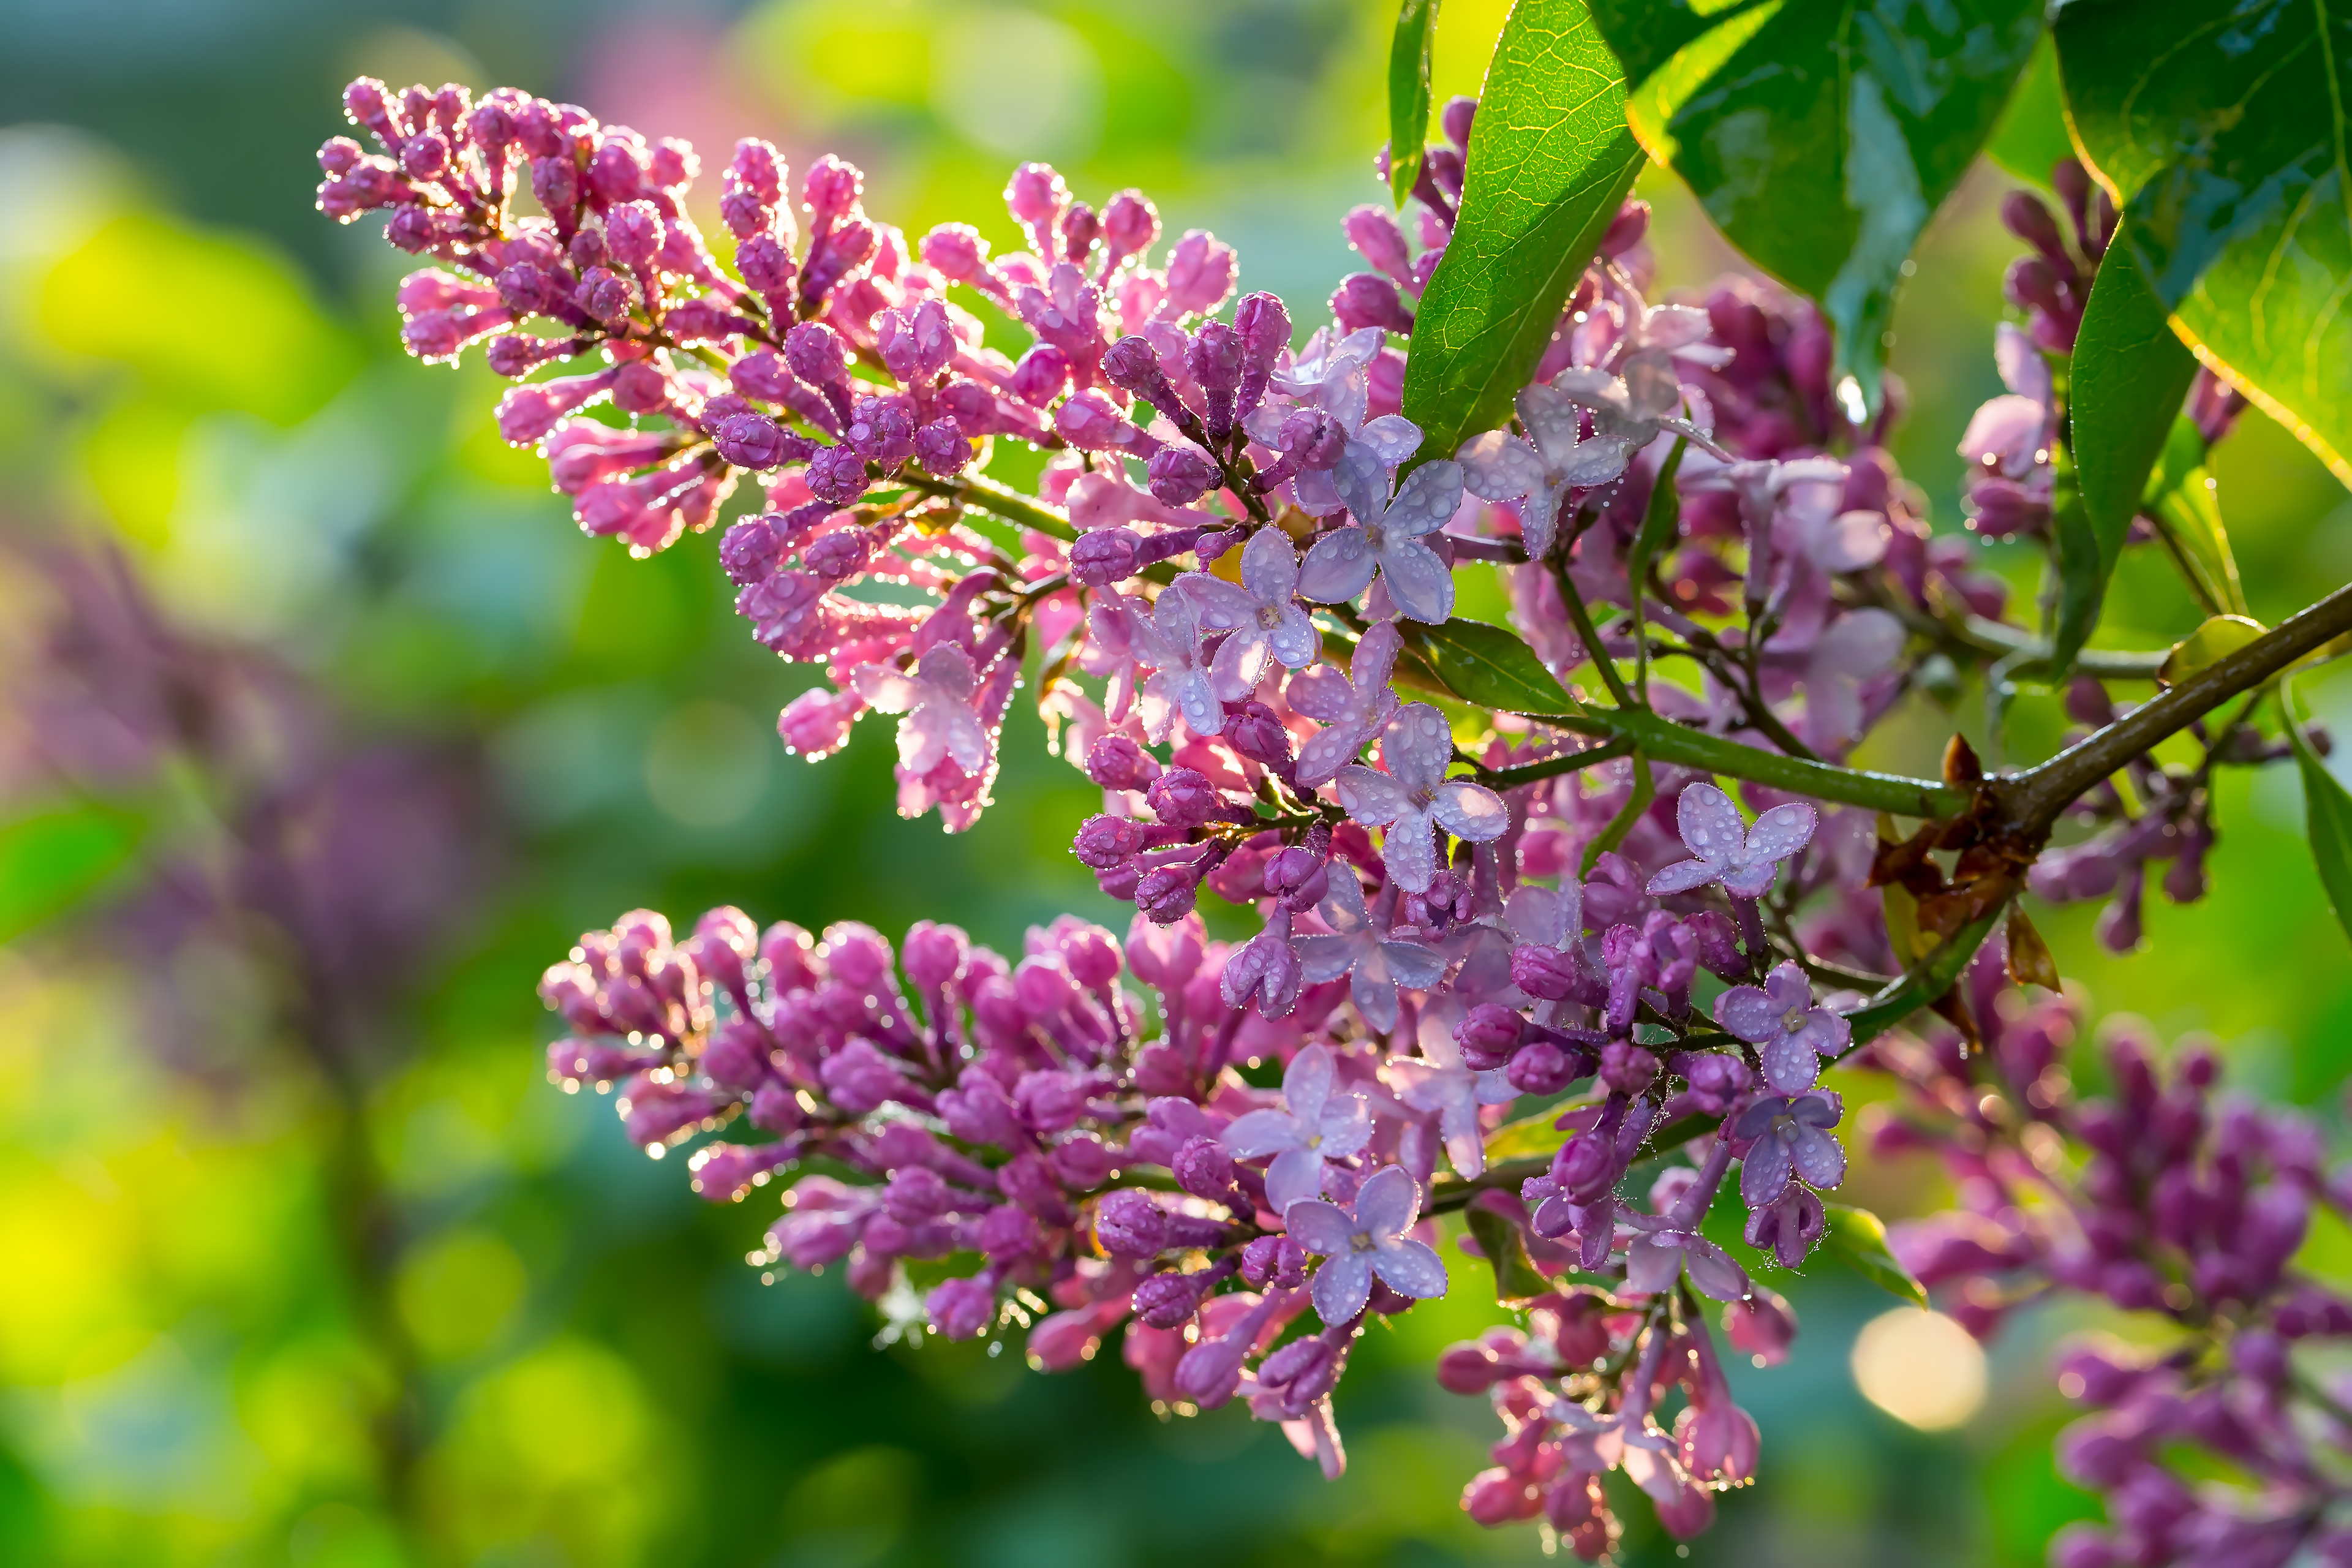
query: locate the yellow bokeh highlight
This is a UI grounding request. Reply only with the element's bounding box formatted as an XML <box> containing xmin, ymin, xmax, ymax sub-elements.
<box><xmin>1851</xmin><ymin>1308</ymin><xmax>1988</xmax><ymax>1431</ymax></box>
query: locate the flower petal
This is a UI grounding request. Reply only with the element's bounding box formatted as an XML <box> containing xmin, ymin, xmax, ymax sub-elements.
<box><xmin>1759</xmin><ymin>1030</ymin><xmax>1822</xmax><ymax>1095</ymax></box>
<box><xmin>1295</xmin><ymin>934</ymin><xmax>1359</xmax><ymax>984</ymax></box>
<box><xmin>1518</xmin><ymin>383</ymin><xmax>1585</xmax><ymax>468</ymax></box>
<box><xmin>1267</xmin><ymin>605</ymin><xmax>1321</xmax><ymax>669</ymax></box>
<box><xmin>1740</xmin><ymin>801</ymin><xmax>1820</xmax><ymax>867</ymax></box>
<box><xmin>1298</xmin><ymin>525</ymin><xmax>1378</xmax><ymax>603</ymax></box>
<box><xmin>1519</xmin><ymin>481</ymin><xmax>1564</xmax><ymax>562</ymax></box>
<box><xmin>1790</xmin><ymin>1123</ymin><xmax>1847</xmax><ymax>1189</ymax></box>
<box><xmin>1311</xmin><ymin>1251</ymin><xmax>1373</xmax><ymax>1325</ymax></box>
<box><xmin>1265</xmin><ymin>1147</ymin><xmax>1325</xmax><ymax>1213</ymax></box>
<box><xmin>1351</xmin><ymin>968</ymin><xmax>1401</xmax><ymax>1033</ymax></box>
<box><xmin>1457</xmin><ymin>430</ymin><xmax>1545</xmax><ymax>500</ymax></box>
<box><xmin>1740</xmin><ymin>1137</ymin><xmax>1794</xmax><ymax>1208</ymax></box>
<box><xmin>1432</xmin><ymin>779</ymin><xmax>1510</xmax><ymax>842</ymax></box>
<box><xmin>1333</xmin><ymin>443</ymin><xmax>1389</xmax><ymax>526</ymax></box>
<box><xmin>1681</xmin><ymin>1237</ymin><xmax>1751</xmax><ymax>1302</ymax></box>
<box><xmin>1283</xmin><ymin>1196</ymin><xmax>1357</xmax><ymax>1256</ymax></box>
<box><xmin>1173</xmin><ymin>572</ymin><xmax>1257</xmax><ymax>630</ymax></box>
<box><xmin>1283</xmin><ymin>1042</ymin><xmax>1335</xmax><ymax>1121</ymax></box>
<box><xmin>1645</xmin><ymin>858</ymin><xmax>1717</xmax><ymax>896</ymax></box>
<box><xmin>1318</xmin><ymin>1096</ymin><xmax>1374</xmax><ymax>1159</ymax></box>
<box><xmin>1675</xmin><ymin>782</ymin><xmax>1747</xmax><ymax>865</ymax></box>
<box><xmin>1388</xmin><ymin>460</ymin><xmax>1464</xmax><ymax>538</ymax></box>
<box><xmin>1355</xmin><ymin>1164</ymin><xmax>1422</xmax><ymax>1238</ymax></box>
<box><xmin>1712</xmin><ymin>986</ymin><xmax>1782</xmax><ymax>1046</ymax></box>
<box><xmin>1379</xmin><ymin>815</ymin><xmax>1439</xmax><ymax>893</ymax></box>
<box><xmin>1239</xmin><ymin>524</ymin><xmax>1299</xmax><ymax>600</ymax></box>
<box><xmin>1380</xmin><ymin>937</ymin><xmax>1448</xmax><ymax>990</ymax></box>
<box><xmin>1335</xmin><ymin>764</ymin><xmax>1413</xmax><ymax>827</ymax></box>
<box><xmin>1356</xmin><ymin>413</ymin><xmax>1424</xmax><ymax>465</ymax></box>
<box><xmin>1373</xmin><ymin>1235</ymin><xmax>1449</xmax><ymax>1298</ymax></box>
<box><xmin>1376</xmin><ymin>537</ymin><xmax>1455</xmax><ymax>624</ymax></box>
<box><xmin>1624</xmin><ymin>1235</ymin><xmax>1684</xmax><ymax>1294</ymax></box>
<box><xmin>1223</xmin><ymin>1107</ymin><xmax>1305</xmax><ymax>1159</ymax></box>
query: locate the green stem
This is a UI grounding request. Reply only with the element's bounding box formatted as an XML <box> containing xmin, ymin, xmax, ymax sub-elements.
<box><xmin>904</xmin><ymin>470</ymin><xmax>1080</xmax><ymax>541</ymax></box>
<box><xmin>1593</xmin><ymin>707</ymin><xmax>1970</xmax><ymax>819</ymax></box>
<box><xmin>1479</xmin><ymin>736</ymin><xmax>1636</xmax><ymax>790</ymax></box>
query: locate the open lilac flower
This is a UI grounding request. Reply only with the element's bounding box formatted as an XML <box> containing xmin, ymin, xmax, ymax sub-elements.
<box><xmin>1174</xmin><ymin>526</ymin><xmax>1321</xmax><ymax>699</ymax></box>
<box><xmin>1298</xmin><ymin>870</ymin><xmax>1445</xmax><ymax>1033</ymax></box>
<box><xmin>1799</xmin><ymin>608</ymin><xmax>1904</xmax><ymax>750</ymax></box>
<box><xmin>1297</xmin><ymin>451</ymin><xmax>1464</xmax><ymax>624</ymax></box>
<box><xmin>1620</xmin><ymin>1210</ymin><xmax>1751</xmax><ymax>1302</ymax></box>
<box><xmin>1285</xmin><ymin>1164</ymin><xmax>1447</xmax><ymax>1324</ymax></box>
<box><xmin>1713</xmin><ymin>962</ymin><xmax>1849</xmax><ymax>1094</ymax></box>
<box><xmin>1645</xmin><ymin>782</ymin><xmax>1817</xmax><ymax>899</ymax></box>
<box><xmin>1392</xmin><ymin>1006</ymin><xmax>1518</xmax><ymax>1178</ymax></box>
<box><xmin>1129</xmin><ymin>587</ymin><xmax>1223</xmax><ymax>739</ymax></box>
<box><xmin>1336</xmin><ymin>703</ymin><xmax>1508</xmax><ymax>893</ymax></box>
<box><xmin>1456</xmin><ymin>384</ymin><xmax>1637</xmax><ymax>560</ymax></box>
<box><xmin>1287</xmin><ymin>620</ymin><xmax>1401</xmax><ymax>788</ymax></box>
<box><xmin>1223</xmin><ymin>1042</ymin><xmax>1373</xmax><ymax>1212</ymax></box>
<box><xmin>1256</xmin><ymin>326</ymin><xmax>1420</xmax><ymax>516</ymax></box>
<box><xmin>1731</xmin><ymin>1092</ymin><xmax>1845</xmax><ymax>1208</ymax></box>
<box><xmin>851</xmin><ymin>644</ymin><xmax>987</xmax><ymax>778</ymax></box>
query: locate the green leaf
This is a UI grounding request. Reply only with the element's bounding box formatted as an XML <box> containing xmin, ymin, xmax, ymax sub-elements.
<box><xmin>1485</xmin><ymin>1104</ymin><xmax>1575</xmax><ymax>1164</ymax></box>
<box><xmin>1400</xmin><ymin>615</ymin><xmax>1586</xmax><ymax>717</ymax></box>
<box><xmin>1466</xmin><ymin>1197</ymin><xmax>1557</xmax><ymax>1305</ymax></box>
<box><xmin>1593</xmin><ymin>0</ymin><xmax>2043</xmax><ymax>410</ymax></box>
<box><xmin>1820</xmin><ymin>1202</ymin><xmax>1928</xmax><ymax>1307</ymax></box>
<box><xmin>2045</xmin><ymin>442</ymin><xmax>2105</xmax><ymax>677</ymax></box>
<box><xmin>0</xmin><ymin>800</ymin><xmax>145</xmax><ymax>944</ymax></box>
<box><xmin>1983</xmin><ymin>32</ymin><xmax>2074</xmax><ymax>188</ymax></box>
<box><xmin>2157</xmin><ymin>614</ymin><xmax>2266</xmax><ymax>689</ymax></box>
<box><xmin>2055</xmin><ymin>0</ymin><xmax>2352</xmax><ymax>486</ymax></box>
<box><xmin>2142</xmin><ymin>416</ymin><xmax>2247</xmax><ymax>618</ymax></box>
<box><xmin>1389</xmin><ymin>0</ymin><xmax>1441</xmax><ymax>208</ymax></box>
<box><xmin>2063</xmin><ymin>217</ymin><xmax>2201</xmax><ymax>669</ymax></box>
<box><xmin>1401</xmin><ymin>0</ymin><xmax>1646</xmax><ymax>462</ymax></box>
<box><xmin>1580</xmin><ymin>748</ymin><xmax>1652</xmax><ymax>878</ymax></box>
<box><xmin>2286</xmin><ymin>674</ymin><xmax>2352</xmax><ymax>949</ymax></box>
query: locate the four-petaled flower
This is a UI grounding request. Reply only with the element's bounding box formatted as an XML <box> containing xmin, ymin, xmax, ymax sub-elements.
<box><xmin>852</xmin><ymin>644</ymin><xmax>988</xmax><ymax>778</ymax></box>
<box><xmin>1730</xmin><ymin>1091</ymin><xmax>1846</xmax><ymax>1208</ymax></box>
<box><xmin>1223</xmin><ymin>1042</ymin><xmax>1373</xmax><ymax>1213</ymax></box>
<box><xmin>1713</xmin><ymin>962</ymin><xmax>1850</xmax><ymax>1095</ymax></box>
<box><xmin>1298</xmin><ymin>870</ymin><xmax>1446</xmax><ymax>1033</ymax></box>
<box><xmin>1336</xmin><ymin>703</ymin><xmax>1509</xmax><ymax>893</ymax></box>
<box><xmin>1284</xmin><ymin>1164</ymin><xmax>1447</xmax><ymax>1325</ymax></box>
<box><xmin>1125</xmin><ymin>587</ymin><xmax>1223</xmax><ymax>740</ymax></box>
<box><xmin>1175</xmin><ymin>526</ymin><xmax>1321</xmax><ymax>701</ymax></box>
<box><xmin>1390</xmin><ymin>1005</ymin><xmax>1518</xmax><ymax>1178</ymax></box>
<box><xmin>1457</xmin><ymin>384</ymin><xmax>1637</xmax><ymax>562</ymax></box>
<box><xmin>1256</xmin><ymin>325</ymin><xmax>1421</xmax><ymax>517</ymax></box>
<box><xmin>1286</xmin><ymin>620</ymin><xmax>1402</xmax><ymax>788</ymax></box>
<box><xmin>1645</xmin><ymin>782</ymin><xmax>1817</xmax><ymax>899</ymax></box>
<box><xmin>1619</xmin><ymin>1210</ymin><xmax>1751</xmax><ymax>1302</ymax></box>
<box><xmin>1297</xmin><ymin>450</ymin><xmax>1464</xmax><ymax>624</ymax></box>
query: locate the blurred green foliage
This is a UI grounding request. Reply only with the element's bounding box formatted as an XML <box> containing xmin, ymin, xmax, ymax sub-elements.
<box><xmin>0</xmin><ymin>4</ymin><xmax>2345</xmax><ymax>1566</ymax></box>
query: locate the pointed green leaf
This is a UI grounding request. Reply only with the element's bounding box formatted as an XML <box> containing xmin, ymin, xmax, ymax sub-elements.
<box><xmin>1466</xmin><ymin>1197</ymin><xmax>1557</xmax><ymax>1305</ymax></box>
<box><xmin>2286</xmin><ymin>674</ymin><xmax>2352</xmax><ymax>949</ymax></box>
<box><xmin>2143</xmin><ymin>416</ymin><xmax>2247</xmax><ymax>618</ymax></box>
<box><xmin>2061</xmin><ymin>217</ymin><xmax>2201</xmax><ymax>670</ymax></box>
<box><xmin>1401</xmin><ymin>0</ymin><xmax>1646</xmax><ymax>462</ymax></box>
<box><xmin>1484</xmin><ymin>1104</ymin><xmax>1576</xmax><ymax>1164</ymax></box>
<box><xmin>1389</xmin><ymin>0</ymin><xmax>1441</xmax><ymax>207</ymax></box>
<box><xmin>1400</xmin><ymin>615</ymin><xmax>1586</xmax><ymax>717</ymax></box>
<box><xmin>1591</xmin><ymin>0</ymin><xmax>2043</xmax><ymax>409</ymax></box>
<box><xmin>0</xmin><ymin>800</ymin><xmax>146</xmax><ymax>944</ymax></box>
<box><xmin>2055</xmin><ymin>0</ymin><xmax>2352</xmax><ymax>486</ymax></box>
<box><xmin>2157</xmin><ymin>615</ymin><xmax>2266</xmax><ymax>689</ymax></box>
<box><xmin>1820</xmin><ymin>1202</ymin><xmax>1928</xmax><ymax>1307</ymax></box>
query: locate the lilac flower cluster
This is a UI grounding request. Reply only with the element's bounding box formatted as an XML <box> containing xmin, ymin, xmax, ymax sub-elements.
<box><xmin>1864</xmin><ymin>951</ymin><xmax>2352</xmax><ymax>1566</ymax></box>
<box><xmin>324</xmin><ymin>72</ymin><xmax>2333</xmax><ymax>1555</ymax></box>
